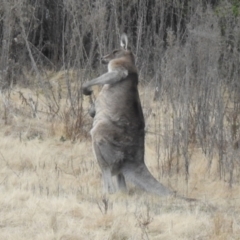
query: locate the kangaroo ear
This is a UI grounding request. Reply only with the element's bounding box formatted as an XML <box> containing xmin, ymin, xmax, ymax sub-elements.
<box><xmin>120</xmin><ymin>33</ymin><xmax>128</xmax><ymax>50</ymax></box>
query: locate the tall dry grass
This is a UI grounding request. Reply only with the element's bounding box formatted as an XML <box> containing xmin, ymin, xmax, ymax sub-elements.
<box><xmin>0</xmin><ymin>81</ymin><xmax>240</xmax><ymax>239</ymax></box>
<box><xmin>1</xmin><ymin>1</ymin><xmax>240</xmax><ymax>238</ymax></box>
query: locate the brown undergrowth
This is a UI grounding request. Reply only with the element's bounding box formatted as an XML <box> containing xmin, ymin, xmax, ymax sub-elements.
<box><xmin>0</xmin><ymin>72</ymin><xmax>240</xmax><ymax>239</ymax></box>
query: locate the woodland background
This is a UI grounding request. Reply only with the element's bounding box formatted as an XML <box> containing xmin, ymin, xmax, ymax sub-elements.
<box><xmin>1</xmin><ymin>1</ymin><xmax>240</xmax><ymax>238</ymax></box>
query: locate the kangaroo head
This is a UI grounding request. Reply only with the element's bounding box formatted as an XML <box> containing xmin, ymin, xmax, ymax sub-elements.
<box><xmin>101</xmin><ymin>34</ymin><xmax>136</xmax><ymax>72</ymax></box>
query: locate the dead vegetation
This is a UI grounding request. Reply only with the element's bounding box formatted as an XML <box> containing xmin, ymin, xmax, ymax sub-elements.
<box><xmin>0</xmin><ymin>78</ymin><xmax>240</xmax><ymax>239</ymax></box>
<box><xmin>1</xmin><ymin>0</ymin><xmax>240</xmax><ymax>239</ymax></box>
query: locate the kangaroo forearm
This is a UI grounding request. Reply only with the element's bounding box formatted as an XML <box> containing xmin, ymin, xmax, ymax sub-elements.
<box><xmin>83</xmin><ymin>71</ymin><xmax>127</xmax><ymax>95</ymax></box>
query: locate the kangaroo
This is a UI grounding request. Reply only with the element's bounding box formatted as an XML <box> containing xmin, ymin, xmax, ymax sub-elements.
<box><xmin>83</xmin><ymin>34</ymin><xmax>194</xmax><ymax>200</ymax></box>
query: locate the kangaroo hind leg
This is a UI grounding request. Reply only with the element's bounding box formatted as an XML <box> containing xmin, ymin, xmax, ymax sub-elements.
<box><xmin>116</xmin><ymin>173</ymin><xmax>127</xmax><ymax>192</ymax></box>
<box><xmin>92</xmin><ymin>141</ymin><xmax>115</xmax><ymax>194</ymax></box>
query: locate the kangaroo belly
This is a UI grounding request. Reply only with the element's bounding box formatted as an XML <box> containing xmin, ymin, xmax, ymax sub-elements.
<box><xmin>91</xmin><ymin>120</ymin><xmax>142</xmax><ymax>145</ymax></box>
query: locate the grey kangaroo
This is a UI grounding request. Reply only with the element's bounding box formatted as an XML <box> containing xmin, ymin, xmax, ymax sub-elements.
<box><xmin>83</xmin><ymin>34</ymin><xmax>194</xmax><ymax>200</ymax></box>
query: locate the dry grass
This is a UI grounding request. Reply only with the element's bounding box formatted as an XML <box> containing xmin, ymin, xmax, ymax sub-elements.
<box><xmin>0</xmin><ymin>78</ymin><xmax>240</xmax><ymax>240</ymax></box>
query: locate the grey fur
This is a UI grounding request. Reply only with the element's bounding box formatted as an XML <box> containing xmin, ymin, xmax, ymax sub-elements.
<box><xmin>88</xmin><ymin>95</ymin><xmax>96</xmax><ymax>118</ymax></box>
<box><xmin>82</xmin><ymin>34</ymin><xmax>194</xmax><ymax>200</ymax></box>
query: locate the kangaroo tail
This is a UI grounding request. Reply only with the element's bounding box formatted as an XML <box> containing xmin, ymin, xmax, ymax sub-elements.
<box><xmin>121</xmin><ymin>163</ymin><xmax>174</xmax><ymax>196</ymax></box>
